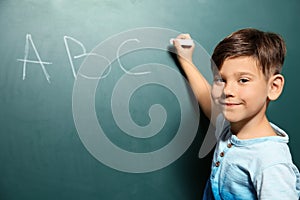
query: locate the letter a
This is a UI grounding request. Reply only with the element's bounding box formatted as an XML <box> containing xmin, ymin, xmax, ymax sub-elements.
<box><xmin>17</xmin><ymin>34</ymin><xmax>52</xmax><ymax>83</ymax></box>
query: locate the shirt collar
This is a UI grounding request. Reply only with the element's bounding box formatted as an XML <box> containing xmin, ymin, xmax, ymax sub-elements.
<box><xmin>229</xmin><ymin>123</ymin><xmax>289</xmax><ymax>146</ymax></box>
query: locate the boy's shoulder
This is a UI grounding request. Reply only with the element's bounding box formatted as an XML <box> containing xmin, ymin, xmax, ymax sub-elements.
<box><xmin>215</xmin><ymin>115</ymin><xmax>291</xmax><ymax>160</ymax></box>
<box><xmin>216</xmin><ymin>118</ymin><xmax>293</xmax><ymax>167</ymax></box>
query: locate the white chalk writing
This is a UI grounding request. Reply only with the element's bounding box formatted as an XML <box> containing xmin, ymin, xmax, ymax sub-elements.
<box><xmin>17</xmin><ymin>34</ymin><xmax>52</xmax><ymax>83</ymax></box>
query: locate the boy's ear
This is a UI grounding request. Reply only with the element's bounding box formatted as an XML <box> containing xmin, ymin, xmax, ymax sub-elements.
<box><xmin>267</xmin><ymin>74</ymin><xmax>285</xmax><ymax>101</ymax></box>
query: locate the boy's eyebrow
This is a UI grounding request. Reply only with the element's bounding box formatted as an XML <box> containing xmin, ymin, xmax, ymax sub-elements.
<box><xmin>234</xmin><ymin>72</ymin><xmax>256</xmax><ymax>77</ymax></box>
<box><xmin>216</xmin><ymin>71</ymin><xmax>256</xmax><ymax>77</ymax></box>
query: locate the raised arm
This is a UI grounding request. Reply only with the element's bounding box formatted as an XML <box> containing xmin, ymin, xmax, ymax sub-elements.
<box><xmin>173</xmin><ymin>34</ymin><xmax>213</xmax><ymax>120</ymax></box>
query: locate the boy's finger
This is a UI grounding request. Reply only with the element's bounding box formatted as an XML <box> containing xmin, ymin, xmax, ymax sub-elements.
<box><xmin>173</xmin><ymin>39</ymin><xmax>182</xmax><ymax>48</ymax></box>
<box><xmin>176</xmin><ymin>33</ymin><xmax>192</xmax><ymax>40</ymax></box>
<box><xmin>173</xmin><ymin>39</ymin><xmax>195</xmax><ymax>50</ymax></box>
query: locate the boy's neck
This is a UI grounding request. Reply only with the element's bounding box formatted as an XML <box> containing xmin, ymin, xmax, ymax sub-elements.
<box><xmin>230</xmin><ymin>115</ymin><xmax>277</xmax><ymax>140</ymax></box>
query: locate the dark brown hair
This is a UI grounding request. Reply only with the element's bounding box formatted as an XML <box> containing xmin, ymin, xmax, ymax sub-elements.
<box><xmin>211</xmin><ymin>28</ymin><xmax>286</xmax><ymax>78</ymax></box>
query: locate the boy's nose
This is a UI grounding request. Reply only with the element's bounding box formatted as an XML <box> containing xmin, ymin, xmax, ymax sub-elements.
<box><xmin>222</xmin><ymin>82</ymin><xmax>236</xmax><ymax>98</ymax></box>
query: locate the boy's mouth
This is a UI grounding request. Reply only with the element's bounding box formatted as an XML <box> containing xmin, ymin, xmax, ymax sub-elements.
<box><xmin>219</xmin><ymin>101</ymin><xmax>242</xmax><ymax>107</ymax></box>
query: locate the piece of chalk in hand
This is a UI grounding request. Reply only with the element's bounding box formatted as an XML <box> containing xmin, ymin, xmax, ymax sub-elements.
<box><xmin>170</xmin><ymin>38</ymin><xmax>193</xmax><ymax>46</ymax></box>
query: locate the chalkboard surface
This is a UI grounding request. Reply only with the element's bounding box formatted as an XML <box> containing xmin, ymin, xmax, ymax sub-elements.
<box><xmin>1</xmin><ymin>0</ymin><xmax>299</xmax><ymax>199</ymax></box>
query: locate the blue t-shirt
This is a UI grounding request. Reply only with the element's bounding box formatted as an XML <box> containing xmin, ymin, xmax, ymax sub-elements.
<box><xmin>203</xmin><ymin>115</ymin><xmax>300</xmax><ymax>199</ymax></box>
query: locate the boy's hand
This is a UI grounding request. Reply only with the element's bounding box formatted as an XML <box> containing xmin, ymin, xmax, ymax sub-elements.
<box><xmin>173</xmin><ymin>34</ymin><xmax>195</xmax><ymax>65</ymax></box>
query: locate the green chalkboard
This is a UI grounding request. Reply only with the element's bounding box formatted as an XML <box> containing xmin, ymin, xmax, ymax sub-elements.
<box><xmin>1</xmin><ymin>0</ymin><xmax>299</xmax><ymax>199</ymax></box>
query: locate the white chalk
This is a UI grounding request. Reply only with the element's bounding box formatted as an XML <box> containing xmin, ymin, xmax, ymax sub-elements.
<box><xmin>169</xmin><ymin>38</ymin><xmax>193</xmax><ymax>46</ymax></box>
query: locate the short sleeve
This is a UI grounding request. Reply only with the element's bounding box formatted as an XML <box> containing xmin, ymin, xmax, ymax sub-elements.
<box><xmin>255</xmin><ymin>163</ymin><xmax>300</xmax><ymax>199</ymax></box>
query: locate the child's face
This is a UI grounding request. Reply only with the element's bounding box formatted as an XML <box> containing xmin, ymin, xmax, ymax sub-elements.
<box><xmin>211</xmin><ymin>56</ymin><xmax>269</xmax><ymax>124</ymax></box>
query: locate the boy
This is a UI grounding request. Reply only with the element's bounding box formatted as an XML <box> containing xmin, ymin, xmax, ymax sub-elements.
<box><xmin>173</xmin><ymin>28</ymin><xmax>300</xmax><ymax>199</ymax></box>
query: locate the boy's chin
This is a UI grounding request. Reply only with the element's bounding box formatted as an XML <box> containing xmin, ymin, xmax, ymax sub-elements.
<box><xmin>222</xmin><ymin>112</ymin><xmax>241</xmax><ymax>123</ymax></box>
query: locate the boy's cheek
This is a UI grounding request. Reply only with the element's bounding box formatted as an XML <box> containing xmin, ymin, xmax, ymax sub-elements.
<box><xmin>211</xmin><ymin>84</ymin><xmax>224</xmax><ymax>99</ymax></box>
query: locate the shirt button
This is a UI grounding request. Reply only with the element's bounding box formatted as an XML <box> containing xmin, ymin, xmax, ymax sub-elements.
<box><xmin>220</xmin><ymin>152</ymin><xmax>224</xmax><ymax>157</ymax></box>
<box><xmin>227</xmin><ymin>143</ymin><xmax>232</xmax><ymax>148</ymax></box>
<box><xmin>215</xmin><ymin>161</ymin><xmax>220</xmax><ymax>167</ymax></box>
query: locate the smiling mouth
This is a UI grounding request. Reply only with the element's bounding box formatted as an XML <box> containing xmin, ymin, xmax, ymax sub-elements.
<box><xmin>219</xmin><ymin>102</ymin><xmax>241</xmax><ymax>107</ymax></box>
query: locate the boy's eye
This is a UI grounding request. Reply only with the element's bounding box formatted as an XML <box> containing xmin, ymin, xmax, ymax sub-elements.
<box><xmin>214</xmin><ymin>77</ymin><xmax>225</xmax><ymax>84</ymax></box>
<box><xmin>239</xmin><ymin>78</ymin><xmax>249</xmax><ymax>83</ymax></box>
